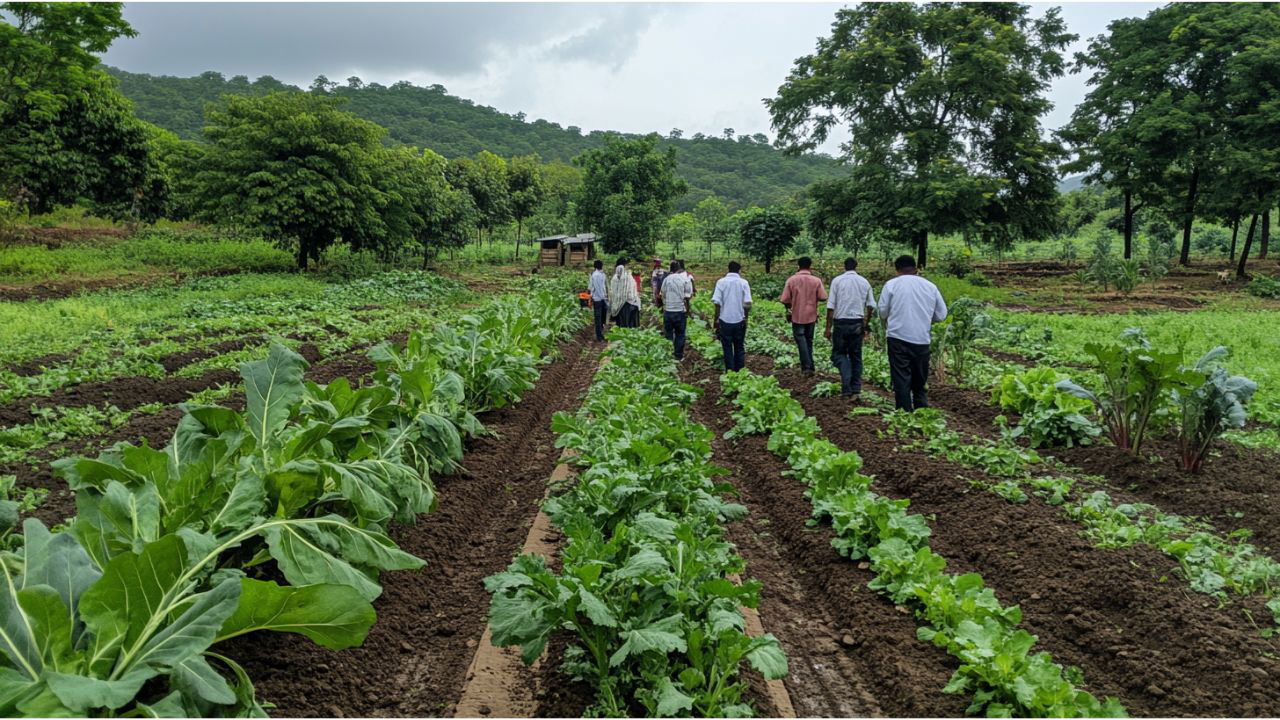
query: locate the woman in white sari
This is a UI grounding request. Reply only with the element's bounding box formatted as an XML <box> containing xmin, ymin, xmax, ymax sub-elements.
<box><xmin>606</xmin><ymin>257</ymin><xmax>641</xmax><ymax>328</ymax></box>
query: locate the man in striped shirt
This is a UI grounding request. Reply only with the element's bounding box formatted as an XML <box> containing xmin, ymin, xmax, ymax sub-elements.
<box><xmin>823</xmin><ymin>257</ymin><xmax>876</xmax><ymax>397</ymax></box>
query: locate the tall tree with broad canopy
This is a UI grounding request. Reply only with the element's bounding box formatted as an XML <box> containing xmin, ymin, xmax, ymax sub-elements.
<box><xmin>506</xmin><ymin>154</ymin><xmax>545</xmax><ymax>259</ymax></box>
<box><xmin>573</xmin><ymin>133</ymin><xmax>687</xmax><ymax>258</ymax></box>
<box><xmin>736</xmin><ymin>205</ymin><xmax>803</xmax><ymax>273</ymax></box>
<box><xmin>767</xmin><ymin>3</ymin><xmax>1074</xmax><ymax>268</ymax></box>
<box><xmin>191</xmin><ymin>92</ymin><xmax>388</xmax><ymax>269</ymax></box>
<box><xmin>377</xmin><ymin>146</ymin><xmax>475</xmax><ymax>267</ymax></box>
<box><xmin>446</xmin><ymin>150</ymin><xmax>510</xmax><ymax>246</ymax></box>
<box><xmin>693</xmin><ymin>195</ymin><xmax>730</xmax><ymax>259</ymax></box>
<box><xmin>0</xmin><ymin>3</ymin><xmax>162</xmax><ymax>218</ymax></box>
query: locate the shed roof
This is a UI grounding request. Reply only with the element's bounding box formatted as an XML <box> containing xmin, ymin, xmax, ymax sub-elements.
<box><xmin>566</xmin><ymin>233</ymin><xmax>596</xmax><ymax>244</ymax></box>
<box><xmin>537</xmin><ymin>234</ymin><xmax>569</xmax><ymax>242</ymax></box>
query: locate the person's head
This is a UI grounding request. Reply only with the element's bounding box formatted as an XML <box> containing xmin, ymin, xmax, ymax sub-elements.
<box><xmin>844</xmin><ymin>257</ymin><xmax>858</xmax><ymax>272</ymax></box>
<box><xmin>797</xmin><ymin>256</ymin><xmax>812</xmax><ymax>270</ymax></box>
<box><xmin>593</xmin><ymin>259</ymin><xmax>603</xmax><ymax>270</ymax></box>
<box><xmin>616</xmin><ymin>256</ymin><xmax>628</xmax><ymax>268</ymax></box>
<box><xmin>894</xmin><ymin>255</ymin><xmax>918</xmax><ymax>274</ymax></box>
<box><xmin>670</xmin><ymin>259</ymin><xmax>680</xmax><ymax>271</ymax></box>
<box><xmin>728</xmin><ymin>260</ymin><xmax>742</xmax><ymax>274</ymax></box>
<box><xmin>654</xmin><ymin>258</ymin><xmax>663</xmax><ymax>268</ymax></box>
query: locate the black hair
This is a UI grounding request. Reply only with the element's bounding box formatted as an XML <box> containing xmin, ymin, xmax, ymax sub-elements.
<box><xmin>593</xmin><ymin>259</ymin><xmax>603</xmax><ymax>269</ymax></box>
<box><xmin>797</xmin><ymin>256</ymin><xmax>812</xmax><ymax>269</ymax></box>
<box><xmin>844</xmin><ymin>257</ymin><xmax>857</xmax><ymax>271</ymax></box>
<box><xmin>894</xmin><ymin>255</ymin><xmax>917</xmax><ymax>271</ymax></box>
<box><xmin>616</xmin><ymin>256</ymin><xmax>628</xmax><ymax>267</ymax></box>
<box><xmin>728</xmin><ymin>261</ymin><xmax>741</xmax><ymax>273</ymax></box>
<box><xmin>670</xmin><ymin>259</ymin><xmax>680</xmax><ymax>271</ymax></box>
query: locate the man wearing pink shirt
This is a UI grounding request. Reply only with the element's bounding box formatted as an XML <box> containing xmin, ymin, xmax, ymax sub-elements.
<box><xmin>779</xmin><ymin>256</ymin><xmax>828</xmax><ymax>376</ymax></box>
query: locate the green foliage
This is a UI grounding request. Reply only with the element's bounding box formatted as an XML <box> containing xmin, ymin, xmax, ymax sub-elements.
<box><xmin>931</xmin><ymin>298</ymin><xmax>990</xmax><ymax>384</ymax></box>
<box><xmin>574</xmin><ymin>133</ymin><xmax>687</xmax><ymax>258</ymax></box>
<box><xmin>1085</xmin><ymin>231</ymin><xmax>1118</xmax><ymax>291</ymax></box>
<box><xmin>107</xmin><ymin>68</ymin><xmax>841</xmax><ymax>212</ymax></box>
<box><xmin>936</xmin><ymin>248</ymin><xmax>974</xmax><ymax>279</ymax></box>
<box><xmin>1057</xmin><ymin>329</ymin><xmax>1192</xmax><ymax>454</ymax></box>
<box><xmin>721</xmin><ymin>372</ymin><xmax>1123</xmax><ymax>717</ymax></box>
<box><xmin>487</xmin><ymin>329</ymin><xmax>783</xmax><ymax>717</ymax></box>
<box><xmin>770</xmin><ymin>3</ymin><xmax>1074</xmax><ymax>265</ymax></box>
<box><xmin>1246</xmin><ymin>274</ymin><xmax>1280</xmax><ymax>299</ymax></box>
<box><xmin>188</xmin><ymin>92</ymin><xmax>390</xmax><ymax>269</ymax></box>
<box><xmin>1175</xmin><ymin>348</ymin><xmax>1257</xmax><ymax>472</ymax></box>
<box><xmin>735</xmin><ymin>206</ymin><xmax>802</xmax><ymax>273</ymax></box>
<box><xmin>992</xmin><ymin>368</ymin><xmax>1101</xmax><ymax>448</ymax></box>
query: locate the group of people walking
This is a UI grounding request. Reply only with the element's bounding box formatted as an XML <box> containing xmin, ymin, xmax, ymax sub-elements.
<box><xmin>587</xmin><ymin>253</ymin><xmax>947</xmax><ymax>412</ymax></box>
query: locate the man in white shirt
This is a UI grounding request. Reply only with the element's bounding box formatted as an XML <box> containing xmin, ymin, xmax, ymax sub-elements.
<box><xmin>877</xmin><ymin>255</ymin><xmax>948</xmax><ymax>411</ymax></box>
<box><xmin>660</xmin><ymin>260</ymin><xmax>694</xmax><ymax>360</ymax></box>
<box><xmin>588</xmin><ymin>259</ymin><xmax>608</xmax><ymax>342</ymax></box>
<box><xmin>823</xmin><ymin>257</ymin><xmax>876</xmax><ymax>397</ymax></box>
<box><xmin>711</xmin><ymin>261</ymin><xmax>752</xmax><ymax>372</ymax></box>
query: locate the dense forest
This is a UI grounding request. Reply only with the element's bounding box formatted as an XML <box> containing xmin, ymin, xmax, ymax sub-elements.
<box><xmin>106</xmin><ymin>67</ymin><xmax>844</xmax><ymax>212</ymax></box>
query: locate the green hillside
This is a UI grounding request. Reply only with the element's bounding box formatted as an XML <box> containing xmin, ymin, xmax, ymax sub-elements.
<box><xmin>106</xmin><ymin>67</ymin><xmax>844</xmax><ymax>212</ymax></box>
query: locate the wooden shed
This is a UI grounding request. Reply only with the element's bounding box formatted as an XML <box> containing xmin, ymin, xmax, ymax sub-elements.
<box><xmin>538</xmin><ymin>234</ymin><xmax>597</xmax><ymax>267</ymax></box>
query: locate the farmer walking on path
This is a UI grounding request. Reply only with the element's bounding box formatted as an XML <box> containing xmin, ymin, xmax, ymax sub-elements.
<box><xmin>712</xmin><ymin>261</ymin><xmax>752</xmax><ymax>372</ymax></box>
<box><xmin>878</xmin><ymin>255</ymin><xmax>948</xmax><ymax>412</ymax></box>
<box><xmin>650</xmin><ymin>258</ymin><xmax>668</xmax><ymax>306</ymax></box>
<box><xmin>824</xmin><ymin>257</ymin><xmax>876</xmax><ymax>397</ymax></box>
<box><xmin>779</xmin><ymin>256</ymin><xmax>827</xmax><ymax>376</ymax></box>
<box><xmin>660</xmin><ymin>260</ymin><xmax>693</xmax><ymax>360</ymax></box>
<box><xmin>588</xmin><ymin>259</ymin><xmax>608</xmax><ymax>342</ymax></box>
<box><xmin>608</xmin><ymin>257</ymin><xmax>642</xmax><ymax>329</ymax></box>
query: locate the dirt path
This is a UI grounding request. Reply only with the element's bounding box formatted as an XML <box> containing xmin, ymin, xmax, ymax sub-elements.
<box><xmin>771</xmin><ymin>362</ymin><xmax>1280</xmax><ymax>717</ymax></box>
<box><xmin>680</xmin><ymin>353</ymin><xmax>968</xmax><ymax>717</ymax></box>
<box><xmin>223</xmin><ymin>329</ymin><xmax>602</xmax><ymax>717</ymax></box>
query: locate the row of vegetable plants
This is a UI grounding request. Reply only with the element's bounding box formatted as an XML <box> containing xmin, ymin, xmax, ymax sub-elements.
<box><xmin>678</xmin><ymin>310</ymin><xmax>1124</xmax><ymax>716</ymax></box>
<box><xmin>881</xmin><ymin>407</ymin><xmax>1280</xmax><ymax>627</ymax></box>
<box><xmin>716</xmin><ymin>368</ymin><xmax>1125</xmax><ymax>717</ymax></box>
<box><xmin>0</xmin><ymin>280</ymin><xmax>583</xmax><ymax>716</ymax></box>
<box><xmin>485</xmin><ymin>327</ymin><xmax>787</xmax><ymax>718</ymax></box>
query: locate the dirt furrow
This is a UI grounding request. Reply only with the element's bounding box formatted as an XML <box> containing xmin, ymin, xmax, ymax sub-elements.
<box><xmin>772</xmin><ymin>363</ymin><xmax>1280</xmax><ymax>717</ymax></box>
<box><xmin>680</xmin><ymin>352</ymin><xmax>968</xmax><ymax>717</ymax></box>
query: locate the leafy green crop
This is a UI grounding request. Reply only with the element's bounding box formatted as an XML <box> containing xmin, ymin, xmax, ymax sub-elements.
<box><xmin>992</xmin><ymin>367</ymin><xmax>1101</xmax><ymax>448</ymax></box>
<box><xmin>1174</xmin><ymin>348</ymin><xmax>1257</xmax><ymax>472</ymax></box>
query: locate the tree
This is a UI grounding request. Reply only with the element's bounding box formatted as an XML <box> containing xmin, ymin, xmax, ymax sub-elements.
<box><xmin>506</xmin><ymin>154</ymin><xmax>545</xmax><ymax>259</ymax></box>
<box><xmin>736</xmin><ymin>206</ymin><xmax>802</xmax><ymax>273</ymax></box>
<box><xmin>693</xmin><ymin>195</ymin><xmax>730</xmax><ymax>259</ymax></box>
<box><xmin>573</xmin><ymin>133</ymin><xmax>687</xmax><ymax>258</ymax></box>
<box><xmin>446</xmin><ymin>151</ymin><xmax>510</xmax><ymax>245</ymax></box>
<box><xmin>666</xmin><ymin>212</ymin><xmax>696</xmax><ymax>257</ymax></box>
<box><xmin>0</xmin><ymin>3</ymin><xmax>154</xmax><ymax>214</ymax></box>
<box><xmin>190</xmin><ymin>92</ymin><xmax>388</xmax><ymax>269</ymax></box>
<box><xmin>768</xmin><ymin>3</ymin><xmax>1074</xmax><ymax>268</ymax></box>
<box><xmin>376</xmin><ymin>146</ymin><xmax>476</xmax><ymax>266</ymax></box>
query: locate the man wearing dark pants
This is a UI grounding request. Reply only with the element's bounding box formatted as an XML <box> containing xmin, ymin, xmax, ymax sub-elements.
<box><xmin>712</xmin><ymin>261</ymin><xmax>752</xmax><ymax>371</ymax></box>
<box><xmin>824</xmin><ymin>257</ymin><xmax>876</xmax><ymax>397</ymax></box>
<box><xmin>877</xmin><ymin>255</ymin><xmax>948</xmax><ymax>411</ymax></box>
<box><xmin>588</xmin><ymin>259</ymin><xmax>608</xmax><ymax>342</ymax></box>
<box><xmin>779</xmin><ymin>257</ymin><xmax>828</xmax><ymax>376</ymax></box>
<box><xmin>660</xmin><ymin>260</ymin><xmax>693</xmax><ymax>360</ymax></box>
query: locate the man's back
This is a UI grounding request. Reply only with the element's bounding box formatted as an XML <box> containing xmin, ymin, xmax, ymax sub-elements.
<box><xmin>878</xmin><ymin>274</ymin><xmax>947</xmax><ymax>345</ymax></box>
<box><xmin>712</xmin><ymin>273</ymin><xmax>751</xmax><ymax>323</ymax></box>
<box><xmin>661</xmin><ymin>272</ymin><xmax>693</xmax><ymax>312</ymax></box>
<box><xmin>828</xmin><ymin>271</ymin><xmax>875</xmax><ymax>319</ymax></box>
<box><xmin>779</xmin><ymin>270</ymin><xmax>827</xmax><ymax>324</ymax></box>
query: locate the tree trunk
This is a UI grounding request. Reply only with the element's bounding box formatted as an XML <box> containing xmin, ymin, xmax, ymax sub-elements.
<box><xmin>765</xmin><ymin>257</ymin><xmax>772</xmax><ymax>273</ymax></box>
<box><xmin>296</xmin><ymin>241</ymin><xmax>309</xmax><ymax>270</ymax></box>
<box><xmin>1261</xmin><ymin>209</ymin><xmax>1271</xmax><ymax>259</ymax></box>
<box><xmin>1179</xmin><ymin>167</ymin><xmax>1200</xmax><ymax>265</ymax></box>
<box><xmin>1230</xmin><ymin>218</ymin><xmax>1239</xmax><ymax>261</ymax></box>
<box><xmin>422</xmin><ymin>245</ymin><xmax>430</xmax><ymax>270</ymax></box>
<box><xmin>1237</xmin><ymin>214</ymin><xmax>1259</xmax><ymax>279</ymax></box>
<box><xmin>1123</xmin><ymin>189</ymin><xmax>1133</xmax><ymax>260</ymax></box>
<box><xmin>514</xmin><ymin>218</ymin><xmax>523</xmax><ymax>262</ymax></box>
<box><xmin>917</xmin><ymin>230</ymin><xmax>929</xmax><ymax>269</ymax></box>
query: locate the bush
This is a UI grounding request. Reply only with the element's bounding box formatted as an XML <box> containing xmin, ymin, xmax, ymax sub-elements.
<box><xmin>936</xmin><ymin>247</ymin><xmax>974</xmax><ymax>278</ymax></box>
<box><xmin>1193</xmin><ymin>226</ymin><xmax>1231</xmax><ymax>255</ymax></box>
<box><xmin>1246</xmin><ymin>274</ymin><xmax>1280</xmax><ymax>299</ymax></box>
<box><xmin>964</xmin><ymin>270</ymin><xmax>992</xmax><ymax>287</ymax></box>
<box><xmin>993</xmin><ymin>367</ymin><xmax>1101</xmax><ymax>448</ymax></box>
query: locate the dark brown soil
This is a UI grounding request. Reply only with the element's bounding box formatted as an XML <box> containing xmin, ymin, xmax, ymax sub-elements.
<box><xmin>157</xmin><ymin>337</ymin><xmax>256</xmax><ymax>373</ymax></box>
<box><xmin>1054</xmin><ymin>438</ymin><xmax>1280</xmax><ymax>554</ymax></box>
<box><xmin>7</xmin><ymin>353</ymin><xmax>73</xmax><ymax>377</ymax></box>
<box><xmin>223</xmin><ymin>328</ymin><xmax>603</xmax><ymax>717</ymax></box>
<box><xmin>681</xmin><ymin>353</ymin><xmax>966</xmax><ymax>717</ymax></box>
<box><xmin>773</xmin><ymin>366</ymin><xmax>1280</xmax><ymax>717</ymax></box>
<box><xmin>0</xmin><ymin>370</ymin><xmax>238</xmax><ymax>427</ymax></box>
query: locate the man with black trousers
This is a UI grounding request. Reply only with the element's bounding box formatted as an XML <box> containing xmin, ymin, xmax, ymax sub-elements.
<box><xmin>712</xmin><ymin>261</ymin><xmax>752</xmax><ymax>371</ymax></box>
<box><xmin>779</xmin><ymin>256</ymin><xmax>828</xmax><ymax>376</ymax></box>
<box><xmin>660</xmin><ymin>259</ymin><xmax>693</xmax><ymax>360</ymax></box>
<box><xmin>588</xmin><ymin>259</ymin><xmax>608</xmax><ymax>342</ymax></box>
<box><xmin>823</xmin><ymin>257</ymin><xmax>876</xmax><ymax>397</ymax></box>
<box><xmin>877</xmin><ymin>255</ymin><xmax>948</xmax><ymax>411</ymax></box>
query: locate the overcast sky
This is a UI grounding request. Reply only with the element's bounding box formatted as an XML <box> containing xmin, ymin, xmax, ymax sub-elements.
<box><xmin>100</xmin><ymin>2</ymin><xmax>1160</xmax><ymax>156</ymax></box>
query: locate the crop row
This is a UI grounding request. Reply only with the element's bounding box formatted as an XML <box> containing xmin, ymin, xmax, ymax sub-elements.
<box><xmin>0</xmin><ymin>279</ymin><xmax>583</xmax><ymax>716</ymax></box>
<box><xmin>485</xmin><ymin>327</ymin><xmax>787</xmax><ymax>717</ymax></box>
<box><xmin>882</xmin><ymin>408</ymin><xmax>1280</xmax><ymax>627</ymax></box>
<box><xmin>716</xmin><ymin>368</ymin><xmax>1126</xmax><ymax>717</ymax></box>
